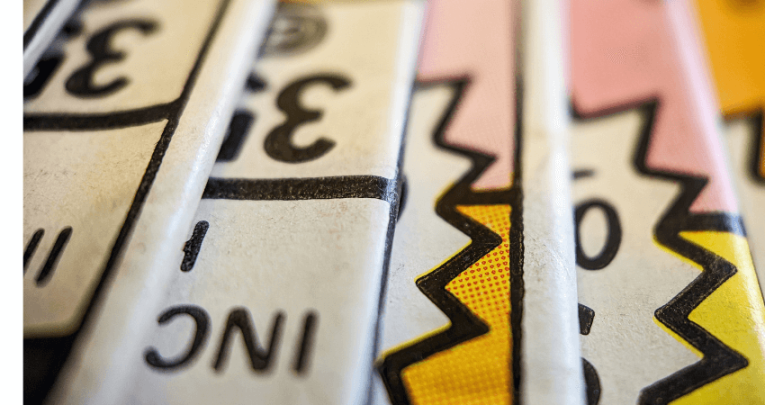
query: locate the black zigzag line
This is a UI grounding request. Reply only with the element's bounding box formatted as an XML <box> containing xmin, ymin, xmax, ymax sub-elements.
<box><xmin>376</xmin><ymin>78</ymin><xmax>520</xmax><ymax>405</ymax></box>
<box><xmin>571</xmin><ymin>99</ymin><xmax>749</xmax><ymax>405</ymax></box>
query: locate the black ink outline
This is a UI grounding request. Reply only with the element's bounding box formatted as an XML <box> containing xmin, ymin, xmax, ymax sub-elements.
<box><xmin>36</xmin><ymin>227</ymin><xmax>73</xmax><ymax>286</ymax></box>
<box><xmin>570</xmin><ymin>99</ymin><xmax>749</xmax><ymax>405</ymax></box>
<box><xmin>376</xmin><ymin>77</ymin><xmax>524</xmax><ymax>405</ymax></box>
<box><xmin>180</xmin><ymin>221</ymin><xmax>209</xmax><ymax>272</ymax></box>
<box><xmin>25</xmin><ymin>17</ymin><xmax>81</xmax><ymax>97</ymax></box>
<box><xmin>25</xmin><ymin>102</ymin><xmax>174</xmax><ymax>131</ymax></box>
<box><xmin>578</xmin><ymin>303</ymin><xmax>595</xmax><ymax>336</ymax></box>
<box><xmin>25</xmin><ymin>55</ymin><xmax>65</xmax><ymax>99</ymax></box>
<box><xmin>217</xmin><ymin>73</ymin><xmax>268</xmax><ymax>162</ymax></box>
<box><xmin>364</xmin><ymin>81</ymin><xmax>411</xmax><ymax>405</ymax></box>
<box><xmin>246</xmin><ymin>73</ymin><xmax>267</xmax><ymax>92</ymax></box>
<box><xmin>203</xmin><ymin>176</ymin><xmax>396</xmax><ymax>202</ymax></box>
<box><xmin>574</xmin><ymin>199</ymin><xmax>622</xmax><ymax>271</ymax></box>
<box><xmin>65</xmin><ymin>19</ymin><xmax>159</xmax><ymax>98</ymax></box>
<box><xmin>573</xmin><ymin>169</ymin><xmax>595</xmax><ymax>180</ymax></box>
<box><xmin>292</xmin><ymin>311</ymin><xmax>319</xmax><ymax>376</ymax></box>
<box><xmin>578</xmin><ymin>304</ymin><xmax>600</xmax><ymax>404</ymax></box>
<box><xmin>23</xmin><ymin>227</ymin><xmax>74</xmax><ymax>284</ymax></box>
<box><xmin>24</xmin><ymin>229</ymin><xmax>45</xmax><ymax>271</ymax></box>
<box><xmin>263</xmin><ymin>74</ymin><xmax>351</xmax><ymax>163</ymax></box>
<box><xmin>396</xmin><ymin>175</ymin><xmax>408</xmax><ymax>222</ymax></box>
<box><xmin>509</xmin><ymin>76</ymin><xmax>525</xmax><ymax>402</ymax></box>
<box><xmin>583</xmin><ymin>358</ymin><xmax>601</xmax><ymax>405</ymax></box>
<box><xmin>216</xmin><ymin>110</ymin><xmax>255</xmax><ymax>162</ymax></box>
<box><xmin>23</xmin><ymin>1</ymin><xmax>232</xmax><ymax>403</ymax></box>
<box><xmin>212</xmin><ymin>308</ymin><xmax>284</xmax><ymax>373</ymax></box>
<box><xmin>144</xmin><ymin>305</ymin><xmax>211</xmax><ymax>371</ymax></box>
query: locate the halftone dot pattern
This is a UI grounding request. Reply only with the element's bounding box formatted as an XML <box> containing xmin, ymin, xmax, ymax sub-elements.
<box><xmin>401</xmin><ymin>205</ymin><xmax>512</xmax><ymax>405</ymax></box>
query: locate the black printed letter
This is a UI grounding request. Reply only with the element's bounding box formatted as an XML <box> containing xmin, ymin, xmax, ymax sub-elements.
<box><xmin>213</xmin><ymin>308</ymin><xmax>284</xmax><ymax>373</ymax></box>
<box><xmin>145</xmin><ymin>305</ymin><xmax>210</xmax><ymax>370</ymax></box>
<box><xmin>264</xmin><ymin>74</ymin><xmax>351</xmax><ymax>163</ymax></box>
<box><xmin>66</xmin><ymin>19</ymin><xmax>158</xmax><ymax>98</ymax></box>
<box><xmin>575</xmin><ymin>199</ymin><xmax>622</xmax><ymax>270</ymax></box>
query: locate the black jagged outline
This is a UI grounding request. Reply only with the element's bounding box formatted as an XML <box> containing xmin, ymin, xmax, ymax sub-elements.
<box><xmin>376</xmin><ymin>77</ymin><xmax>523</xmax><ymax>405</ymax></box>
<box><xmin>570</xmin><ymin>99</ymin><xmax>750</xmax><ymax>405</ymax></box>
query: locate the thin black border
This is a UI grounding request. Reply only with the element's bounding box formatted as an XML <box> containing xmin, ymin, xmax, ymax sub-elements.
<box><xmin>375</xmin><ymin>77</ymin><xmax>524</xmax><ymax>405</ymax></box>
<box><xmin>363</xmin><ymin>78</ymin><xmax>413</xmax><ymax>405</ymax></box>
<box><xmin>25</xmin><ymin>102</ymin><xmax>174</xmax><ymax>131</ymax></box>
<box><xmin>570</xmin><ymin>98</ymin><xmax>749</xmax><ymax>405</ymax></box>
<box><xmin>202</xmin><ymin>175</ymin><xmax>396</xmax><ymax>202</ymax></box>
<box><xmin>23</xmin><ymin>1</ymin><xmax>231</xmax><ymax>403</ymax></box>
<box><xmin>199</xmin><ymin>89</ymin><xmax>410</xmax><ymax>405</ymax></box>
<box><xmin>509</xmin><ymin>74</ymin><xmax>524</xmax><ymax>405</ymax></box>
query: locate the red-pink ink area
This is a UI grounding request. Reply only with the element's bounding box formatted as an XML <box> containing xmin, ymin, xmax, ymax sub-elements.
<box><xmin>570</xmin><ymin>0</ymin><xmax>737</xmax><ymax>214</ymax></box>
<box><xmin>418</xmin><ymin>0</ymin><xmax>515</xmax><ymax>191</ymax></box>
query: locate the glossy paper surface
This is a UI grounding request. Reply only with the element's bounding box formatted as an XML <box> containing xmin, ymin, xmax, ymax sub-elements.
<box><xmin>375</xmin><ymin>1</ymin><xmax>583</xmax><ymax>404</ymax></box>
<box><xmin>571</xmin><ymin>0</ymin><xmax>765</xmax><ymax>403</ymax></box>
<box><xmin>694</xmin><ymin>0</ymin><xmax>765</xmax><ymax>299</ymax></box>
<box><xmin>95</xmin><ymin>1</ymin><xmax>424</xmax><ymax>404</ymax></box>
<box><xmin>23</xmin><ymin>0</ymin><xmax>276</xmax><ymax>403</ymax></box>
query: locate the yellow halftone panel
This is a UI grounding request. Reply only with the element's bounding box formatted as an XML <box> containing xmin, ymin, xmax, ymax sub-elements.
<box><xmin>694</xmin><ymin>0</ymin><xmax>765</xmax><ymax>177</ymax></box>
<box><xmin>402</xmin><ymin>205</ymin><xmax>512</xmax><ymax>405</ymax></box>
<box><xmin>670</xmin><ymin>231</ymin><xmax>765</xmax><ymax>404</ymax></box>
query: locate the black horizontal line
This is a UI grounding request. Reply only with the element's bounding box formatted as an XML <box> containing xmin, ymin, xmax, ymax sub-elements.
<box><xmin>24</xmin><ymin>101</ymin><xmax>175</xmax><ymax>131</ymax></box>
<box><xmin>203</xmin><ymin>176</ymin><xmax>396</xmax><ymax>202</ymax></box>
<box><xmin>680</xmin><ymin>213</ymin><xmax>746</xmax><ymax>236</ymax></box>
<box><xmin>573</xmin><ymin>169</ymin><xmax>595</xmax><ymax>180</ymax></box>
